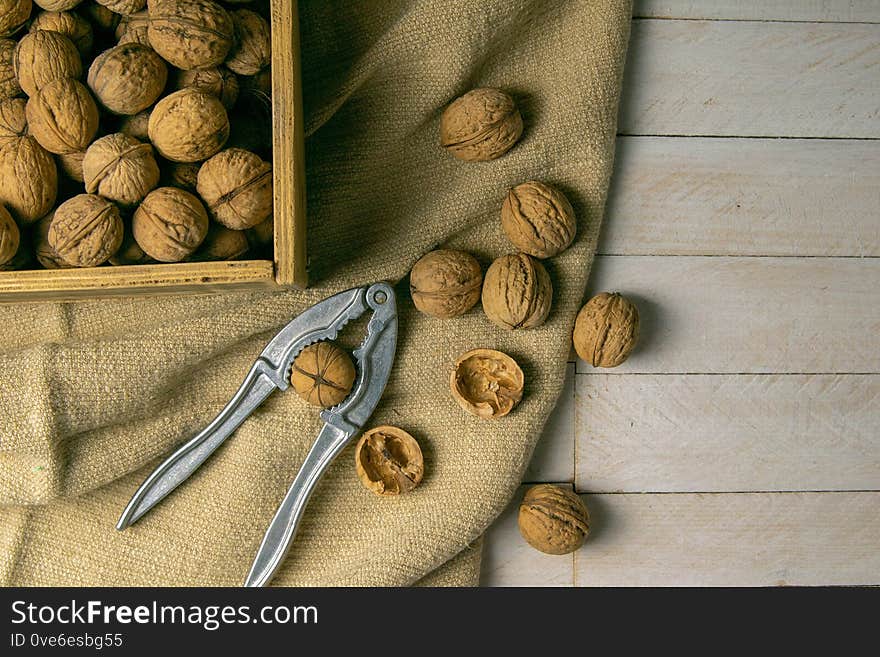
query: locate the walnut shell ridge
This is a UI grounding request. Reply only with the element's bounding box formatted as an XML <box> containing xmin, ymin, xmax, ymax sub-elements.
<box><xmin>0</xmin><ymin>135</ymin><xmax>57</xmax><ymax>223</ymax></box>
<box><xmin>147</xmin><ymin>0</ymin><xmax>234</xmax><ymax>71</ymax></box>
<box><xmin>518</xmin><ymin>484</ymin><xmax>590</xmax><ymax>555</ymax></box>
<box><xmin>482</xmin><ymin>252</ymin><xmax>553</xmax><ymax>330</ymax></box>
<box><xmin>1</xmin><ymin>38</ymin><xmax>22</xmax><ymax>99</ymax></box>
<box><xmin>13</xmin><ymin>29</ymin><xmax>82</xmax><ymax>97</ymax></box>
<box><xmin>83</xmin><ymin>133</ymin><xmax>160</xmax><ymax>205</ymax></box>
<box><xmin>439</xmin><ymin>88</ymin><xmax>523</xmax><ymax>162</ymax></box>
<box><xmin>148</xmin><ymin>88</ymin><xmax>229</xmax><ymax>163</ymax></box>
<box><xmin>0</xmin><ymin>0</ymin><xmax>31</xmax><ymax>38</ymax></box>
<box><xmin>0</xmin><ymin>203</ymin><xmax>20</xmax><ymax>265</ymax></box>
<box><xmin>573</xmin><ymin>292</ymin><xmax>640</xmax><ymax>368</ymax></box>
<box><xmin>48</xmin><ymin>193</ymin><xmax>123</xmax><ymax>267</ymax></box>
<box><xmin>195</xmin><ymin>147</ymin><xmax>271</xmax><ymax>229</ymax></box>
<box><xmin>26</xmin><ymin>77</ymin><xmax>99</xmax><ymax>154</ymax></box>
<box><xmin>409</xmin><ymin>249</ymin><xmax>482</xmax><ymax>319</ymax></box>
<box><xmin>0</xmin><ymin>97</ymin><xmax>28</xmax><ymax>147</ymax></box>
<box><xmin>501</xmin><ymin>181</ymin><xmax>577</xmax><ymax>258</ymax></box>
<box><xmin>29</xmin><ymin>10</ymin><xmax>94</xmax><ymax>56</ymax></box>
<box><xmin>226</xmin><ymin>9</ymin><xmax>270</xmax><ymax>76</ymax></box>
<box><xmin>87</xmin><ymin>42</ymin><xmax>167</xmax><ymax>115</ymax></box>
<box><xmin>132</xmin><ymin>186</ymin><xmax>208</xmax><ymax>261</ymax></box>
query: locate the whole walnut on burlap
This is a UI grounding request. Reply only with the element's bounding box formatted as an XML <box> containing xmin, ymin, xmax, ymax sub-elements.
<box><xmin>48</xmin><ymin>193</ymin><xmax>123</xmax><ymax>267</ymax></box>
<box><xmin>439</xmin><ymin>88</ymin><xmax>523</xmax><ymax>162</ymax></box>
<box><xmin>29</xmin><ymin>10</ymin><xmax>94</xmax><ymax>56</ymax></box>
<box><xmin>0</xmin><ymin>134</ymin><xmax>57</xmax><ymax>223</ymax></box>
<box><xmin>501</xmin><ymin>181</ymin><xmax>577</xmax><ymax>258</ymax></box>
<box><xmin>87</xmin><ymin>43</ymin><xmax>167</xmax><ymax>115</ymax></box>
<box><xmin>13</xmin><ymin>30</ymin><xmax>82</xmax><ymax>97</ymax></box>
<box><xmin>482</xmin><ymin>252</ymin><xmax>553</xmax><ymax>330</ymax></box>
<box><xmin>26</xmin><ymin>77</ymin><xmax>98</xmax><ymax>154</ymax></box>
<box><xmin>409</xmin><ymin>249</ymin><xmax>482</xmax><ymax>319</ymax></box>
<box><xmin>83</xmin><ymin>133</ymin><xmax>160</xmax><ymax>205</ymax></box>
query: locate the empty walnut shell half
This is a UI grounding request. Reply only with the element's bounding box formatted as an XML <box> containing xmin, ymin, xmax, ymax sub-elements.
<box><xmin>482</xmin><ymin>252</ymin><xmax>553</xmax><ymax>330</ymax></box>
<box><xmin>196</xmin><ymin>147</ymin><xmax>272</xmax><ymax>229</ymax></box>
<box><xmin>409</xmin><ymin>248</ymin><xmax>482</xmax><ymax>319</ymax></box>
<box><xmin>290</xmin><ymin>341</ymin><xmax>356</xmax><ymax>409</ymax></box>
<box><xmin>48</xmin><ymin>193</ymin><xmax>124</xmax><ymax>267</ymax></box>
<box><xmin>450</xmin><ymin>348</ymin><xmax>524</xmax><ymax>419</ymax></box>
<box><xmin>518</xmin><ymin>484</ymin><xmax>590</xmax><ymax>555</ymax></box>
<box><xmin>439</xmin><ymin>88</ymin><xmax>523</xmax><ymax>162</ymax></box>
<box><xmin>26</xmin><ymin>77</ymin><xmax>99</xmax><ymax>154</ymax></box>
<box><xmin>13</xmin><ymin>30</ymin><xmax>82</xmax><ymax>97</ymax></box>
<box><xmin>0</xmin><ymin>203</ymin><xmax>20</xmax><ymax>265</ymax></box>
<box><xmin>573</xmin><ymin>292</ymin><xmax>640</xmax><ymax>368</ymax></box>
<box><xmin>501</xmin><ymin>181</ymin><xmax>577</xmax><ymax>258</ymax></box>
<box><xmin>132</xmin><ymin>186</ymin><xmax>209</xmax><ymax>262</ymax></box>
<box><xmin>355</xmin><ymin>425</ymin><xmax>424</xmax><ymax>496</ymax></box>
<box><xmin>147</xmin><ymin>0</ymin><xmax>234</xmax><ymax>71</ymax></box>
<box><xmin>148</xmin><ymin>88</ymin><xmax>229</xmax><ymax>163</ymax></box>
<box><xmin>87</xmin><ymin>42</ymin><xmax>167</xmax><ymax>115</ymax></box>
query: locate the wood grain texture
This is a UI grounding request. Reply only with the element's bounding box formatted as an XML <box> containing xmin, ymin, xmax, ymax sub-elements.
<box><xmin>577</xmin><ymin>256</ymin><xmax>880</xmax><ymax>374</ymax></box>
<box><xmin>601</xmin><ymin>137</ymin><xmax>880</xmax><ymax>256</ymax></box>
<box><xmin>525</xmin><ymin>363</ymin><xmax>575</xmax><ymax>483</ymax></box>
<box><xmin>620</xmin><ymin>20</ymin><xmax>880</xmax><ymax>137</ymax></box>
<box><xmin>634</xmin><ymin>0</ymin><xmax>880</xmax><ymax>22</ymax></box>
<box><xmin>270</xmin><ymin>0</ymin><xmax>308</xmax><ymax>288</ymax></box>
<box><xmin>576</xmin><ymin>374</ymin><xmax>880</xmax><ymax>493</ymax></box>
<box><xmin>575</xmin><ymin>492</ymin><xmax>880</xmax><ymax>586</ymax></box>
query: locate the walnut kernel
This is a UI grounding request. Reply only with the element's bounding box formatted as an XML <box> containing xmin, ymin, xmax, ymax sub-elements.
<box><xmin>482</xmin><ymin>253</ymin><xmax>553</xmax><ymax>330</ymax></box>
<box><xmin>290</xmin><ymin>341</ymin><xmax>356</xmax><ymax>408</ymax></box>
<box><xmin>48</xmin><ymin>193</ymin><xmax>123</xmax><ymax>266</ymax></box>
<box><xmin>83</xmin><ymin>133</ymin><xmax>159</xmax><ymax>205</ymax></box>
<box><xmin>87</xmin><ymin>42</ymin><xmax>167</xmax><ymax>115</ymax></box>
<box><xmin>450</xmin><ymin>348</ymin><xmax>524</xmax><ymax>419</ymax></box>
<box><xmin>409</xmin><ymin>249</ymin><xmax>482</xmax><ymax>319</ymax></box>
<box><xmin>195</xmin><ymin>147</ymin><xmax>271</xmax><ymax>229</ymax></box>
<box><xmin>518</xmin><ymin>484</ymin><xmax>590</xmax><ymax>555</ymax></box>
<box><xmin>572</xmin><ymin>292</ymin><xmax>640</xmax><ymax>368</ymax></box>
<box><xmin>13</xmin><ymin>29</ymin><xmax>82</xmax><ymax>97</ymax></box>
<box><xmin>26</xmin><ymin>77</ymin><xmax>99</xmax><ymax>154</ymax></box>
<box><xmin>147</xmin><ymin>0</ymin><xmax>234</xmax><ymax>71</ymax></box>
<box><xmin>148</xmin><ymin>88</ymin><xmax>229</xmax><ymax>163</ymax></box>
<box><xmin>439</xmin><ymin>88</ymin><xmax>523</xmax><ymax>162</ymax></box>
<box><xmin>132</xmin><ymin>186</ymin><xmax>208</xmax><ymax>261</ymax></box>
<box><xmin>355</xmin><ymin>426</ymin><xmax>424</xmax><ymax>496</ymax></box>
<box><xmin>501</xmin><ymin>181</ymin><xmax>576</xmax><ymax>258</ymax></box>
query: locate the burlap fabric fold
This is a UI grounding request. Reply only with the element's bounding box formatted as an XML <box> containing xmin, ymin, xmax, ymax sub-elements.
<box><xmin>0</xmin><ymin>0</ymin><xmax>631</xmax><ymax>586</ymax></box>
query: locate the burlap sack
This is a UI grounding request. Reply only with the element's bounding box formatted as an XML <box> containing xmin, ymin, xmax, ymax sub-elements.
<box><xmin>0</xmin><ymin>0</ymin><xmax>631</xmax><ymax>586</ymax></box>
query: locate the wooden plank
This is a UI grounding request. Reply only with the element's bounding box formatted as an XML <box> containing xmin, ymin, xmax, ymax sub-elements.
<box><xmin>619</xmin><ymin>20</ymin><xmax>880</xmax><ymax>137</ymax></box>
<box><xmin>576</xmin><ymin>374</ymin><xmax>880</xmax><ymax>493</ymax></box>
<box><xmin>634</xmin><ymin>0</ymin><xmax>880</xmax><ymax>22</ymax></box>
<box><xmin>481</xmin><ymin>486</ymin><xmax>575</xmax><ymax>586</ymax></box>
<box><xmin>525</xmin><ymin>363</ymin><xmax>575</xmax><ymax>483</ymax></box>
<box><xmin>601</xmin><ymin>137</ymin><xmax>880</xmax><ymax>257</ymax></box>
<box><xmin>0</xmin><ymin>260</ymin><xmax>277</xmax><ymax>303</ymax></box>
<box><xmin>577</xmin><ymin>256</ymin><xmax>880</xmax><ymax>374</ymax></box>
<box><xmin>575</xmin><ymin>492</ymin><xmax>880</xmax><ymax>586</ymax></box>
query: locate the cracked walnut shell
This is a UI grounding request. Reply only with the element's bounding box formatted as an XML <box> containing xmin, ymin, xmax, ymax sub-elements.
<box><xmin>355</xmin><ymin>426</ymin><xmax>424</xmax><ymax>496</ymax></box>
<box><xmin>0</xmin><ymin>1</ymin><xmax>31</xmax><ymax>38</ymax></box>
<box><xmin>87</xmin><ymin>43</ymin><xmax>167</xmax><ymax>115</ymax></box>
<box><xmin>0</xmin><ymin>135</ymin><xmax>57</xmax><ymax>223</ymax></box>
<box><xmin>518</xmin><ymin>484</ymin><xmax>590</xmax><ymax>555</ymax></box>
<box><xmin>48</xmin><ymin>193</ymin><xmax>123</xmax><ymax>267</ymax></box>
<box><xmin>132</xmin><ymin>186</ymin><xmax>208</xmax><ymax>261</ymax></box>
<box><xmin>501</xmin><ymin>181</ymin><xmax>576</xmax><ymax>258</ymax></box>
<box><xmin>148</xmin><ymin>88</ymin><xmax>229</xmax><ymax>163</ymax></box>
<box><xmin>196</xmin><ymin>147</ymin><xmax>271</xmax><ymax>229</ymax></box>
<box><xmin>451</xmin><ymin>348</ymin><xmax>524</xmax><ymax>419</ymax></box>
<box><xmin>439</xmin><ymin>88</ymin><xmax>523</xmax><ymax>162</ymax></box>
<box><xmin>26</xmin><ymin>77</ymin><xmax>99</xmax><ymax>154</ymax></box>
<box><xmin>482</xmin><ymin>253</ymin><xmax>553</xmax><ymax>330</ymax></box>
<box><xmin>30</xmin><ymin>10</ymin><xmax>94</xmax><ymax>56</ymax></box>
<box><xmin>0</xmin><ymin>203</ymin><xmax>20</xmax><ymax>265</ymax></box>
<box><xmin>290</xmin><ymin>341</ymin><xmax>356</xmax><ymax>409</ymax></box>
<box><xmin>83</xmin><ymin>133</ymin><xmax>160</xmax><ymax>205</ymax></box>
<box><xmin>147</xmin><ymin>0</ymin><xmax>234</xmax><ymax>71</ymax></box>
<box><xmin>14</xmin><ymin>30</ymin><xmax>82</xmax><ymax>98</ymax></box>
<box><xmin>226</xmin><ymin>9</ymin><xmax>270</xmax><ymax>76</ymax></box>
<box><xmin>573</xmin><ymin>292</ymin><xmax>639</xmax><ymax>368</ymax></box>
<box><xmin>409</xmin><ymin>249</ymin><xmax>482</xmax><ymax>319</ymax></box>
<box><xmin>1</xmin><ymin>38</ymin><xmax>21</xmax><ymax>100</ymax></box>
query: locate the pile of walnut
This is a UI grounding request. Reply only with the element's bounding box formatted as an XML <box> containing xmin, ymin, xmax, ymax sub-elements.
<box><xmin>0</xmin><ymin>0</ymin><xmax>274</xmax><ymax>272</ymax></box>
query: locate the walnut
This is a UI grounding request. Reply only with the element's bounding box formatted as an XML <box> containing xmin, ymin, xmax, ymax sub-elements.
<box><xmin>0</xmin><ymin>97</ymin><xmax>27</xmax><ymax>147</ymax></box>
<box><xmin>439</xmin><ymin>88</ymin><xmax>523</xmax><ymax>162</ymax></box>
<box><xmin>450</xmin><ymin>348</ymin><xmax>524</xmax><ymax>419</ymax></box>
<box><xmin>518</xmin><ymin>484</ymin><xmax>590</xmax><ymax>555</ymax></box>
<box><xmin>0</xmin><ymin>234</ymin><xmax>30</xmax><ymax>270</ymax></box>
<box><xmin>80</xmin><ymin>2</ymin><xmax>120</xmax><ymax>33</ymax></box>
<box><xmin>148</xmin><ymin>88</ymin><xmax>229</xmax><ymax>162</ymax></box>
<box><xmin>108</xmin><ymin>227</ymin><xmax>153</xmax><ymax>265</ymax></box>
<box><xmin>87</xmin><ymin>43</ymin><xmax>167</xmax><ymax>115</ymax></box>
<box><xmin>245</xmin><ymin>214</ymin><xmax>272</xmax><ymax>249</ymax></box>
<box><xmin>25</xmin><ymin>77</ymin><xmax>99</xmax><ymax>154</ymax></box>
<box><xmin>83</xmin><ymin>133</ymin><xmax>159</xmax><ymax>205</ymax></box>
<box><xmin>0</xmin><ymin>38</ymin><xmax>22</xmax><ymax>99</ymax></box>
<box><xmin>96</xmin><ymin>0</ymin><xmax>145</xmax><ymax>15</ymax></box>
<box><xmin>501</xmin><ymin>181</ymin><xmax>576</xmax><ymax>258</ymax></box>
<box><xmin>33</xmin><ymin>209</ymin><xmax>71</xmax><ymax>268</ymax></box>
<box><xmin>118</xmin><ymin>109</ymin><xmax>149</xmax><ymax>140</ymax></box>
<box><xmin>48</xmin><ymin>193</ymin><xmax>123</xmax><ymax>266</ymax></box>
<box><xmin>34</xmin><ymin>1</ymin><xmax>81</xmax><ymax>10</ymax></box>
<box><xmin>354</xmin><ymin>426</ymin><xmax>424</xmax><ymax>496</ymax></box>
<box><xmin>162</xmin><ymin>161</ymin><xmax>199</xmax><ymax>192</ymax></box>
<box><xmin>13</xmin><ymin>30</ymin><xmax>82</xmax><ymax>97</ymax></box>
<box><xmin>114</xmin><ymin>9</ymin><xmax>149</xmax><ymax>44</ymax></box>
<box><xmin>0</xmin><ymin>135</ymin><xmax>57</xmax><ymax>223</ymax></box>
<box><xmin>195</xmin><ymin>147</ymin><xmax>270</xmax><ymax>229</ymax></box>
<box><xmin>0</xmin><ymin>202</ymin><xmax>20</xmax><ymax>265</ymax></box>
<box><xmin>572</xmin><ymin>292</ymin><xmax>640</xmax><ymax>368</ymax></box>
<box><xmin>172</xmin><ymin>66</ymin><xmax>238</xmax><ymax>110</ymax></box>
<box><xmin>147</xmin><ymin>0</ymin><xmax>234</xmax><ymax>71</ymax></box>
<box><xmin>56</xmin><ymin>148</ymin><xmax>85</xmax><ymax>181</ymax></box>
<box><xmin>30</xmin><ymin>10</ymin><xmax>94</xmax><ymax>55</ymax></box>
<box><xmin>482</xmin><ymin>253</ymin><xmax>553</xmax><ymax>330</ymax></box>
<box><xmin>0</xmin><ymin>0</ymin><xmax>31</xmax><ymax>38</ymax></box>
<box><xmin>188</xmin><ymin>222</ymin><xmax>248</xmax><ymax>261</ymax></box>
<box><xmin>226</xmin><ymin>9</ymin><xmax>270</xmax><ymax>76</ymax></box>
<box><xmin>132</xmin><ymin>186</ymin><xmax>208</xmax><ymax>261</ymax></box>
<box><xmin>409</xmin><ymin>249</ymin><xmax>482</xmax><ymax>319</ymax></box>
<box><xmin>290</xmin><ymin>341</ymin><xmax>356</xmax><ymax>408</ymax></box>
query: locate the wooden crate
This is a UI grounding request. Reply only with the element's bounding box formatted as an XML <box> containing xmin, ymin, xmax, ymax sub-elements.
<box><xmin>0</xmin><ymin>0</ymin><xmax>307</xmax><ymax>302</ymax></box>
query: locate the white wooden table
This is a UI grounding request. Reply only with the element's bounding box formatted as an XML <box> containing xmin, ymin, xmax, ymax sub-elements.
<box><xmin>481</xmin><ymin>1</ymin><xmax>880</xmax><ymax>586</ymax></box>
